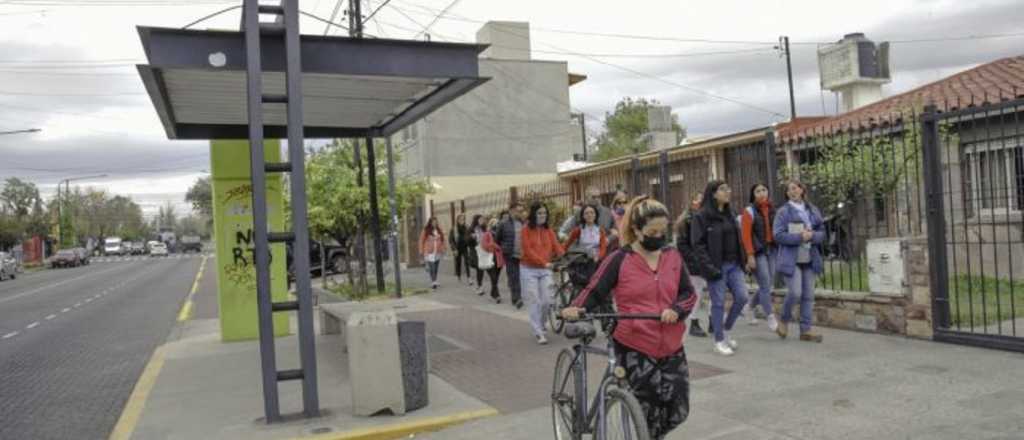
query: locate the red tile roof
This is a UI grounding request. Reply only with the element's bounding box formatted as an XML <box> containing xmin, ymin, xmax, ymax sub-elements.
<box><xmin>778</xmin><ymin>55</ymin><xmax>1024</xmax><ymax>143</ymax></box>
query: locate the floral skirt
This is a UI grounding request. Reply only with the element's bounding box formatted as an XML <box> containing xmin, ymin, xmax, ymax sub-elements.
<box><xmin>614</xmin><ymin>340</ymin><xmax>690</xmax><ymax>440</ymax></box>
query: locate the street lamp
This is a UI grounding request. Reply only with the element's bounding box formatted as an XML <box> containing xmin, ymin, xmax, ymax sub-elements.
<box><xmin>0</xmin><ymin>128</ymin><xmax>42</xmax><ymax>136</ymax></box>
<box><xmin>57</xmin><ymin>174</ymin><xmax>108</xmax><ymax>248</ymax></box>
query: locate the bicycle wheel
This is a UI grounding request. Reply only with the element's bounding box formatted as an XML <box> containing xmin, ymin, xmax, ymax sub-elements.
<box><xmin>551</xmin><ymin>284</ymin><xmax>570</xmax><ymax>334</ymax></box>
<box><xmin>551</xmin><ymin>349</ymin><xmax>580</xmax><ymax>440</ymax></box>
<box><xmin>601</xmin><ymin>386</ymin><xmax>650</xmax><ymax>440</ymax></box>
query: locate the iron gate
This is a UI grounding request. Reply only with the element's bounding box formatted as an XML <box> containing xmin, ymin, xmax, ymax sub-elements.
<box><xmin>923</xmin><ymin>98</ymin><xmax>1024</xmax><ymax>353</ymax></box>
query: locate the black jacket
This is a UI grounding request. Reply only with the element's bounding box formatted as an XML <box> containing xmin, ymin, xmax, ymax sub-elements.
<box><xmin>690</xmin><ymin>207</ymin><xmax>747</xmax><ymax>280</ymax></box>
<box><xmin>493</xmin><ymin>218</ymin><xmax>521</xmax><ymax>258</ymax></box>
<box><xmin>675</xmin><ymin>209</ymin><xmax>701</xmax><ymax>275</ymax></box>
<box><xmin>449</xmin><ymin>225</ymin><xmax>475</xmax><ymax>253</ymax></box>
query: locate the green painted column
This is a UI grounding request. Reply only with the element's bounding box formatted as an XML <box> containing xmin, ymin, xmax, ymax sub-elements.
<box><xmin>210</xmin><ymin>139</ymin><xmax>290</xmax><ymax>342</ymax></box>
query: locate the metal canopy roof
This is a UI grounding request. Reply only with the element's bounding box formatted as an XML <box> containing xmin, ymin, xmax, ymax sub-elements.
<box><xmin>136</xmin><ymin>26</ymin><xmax>490</xmax><ymax>139</ymax></box>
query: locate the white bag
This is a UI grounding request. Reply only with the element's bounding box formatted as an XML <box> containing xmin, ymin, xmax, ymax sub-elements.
<box><xmin>476</xmin><ymin>245</ymin><xmax>495</xmax><ymax>270</ymax></box>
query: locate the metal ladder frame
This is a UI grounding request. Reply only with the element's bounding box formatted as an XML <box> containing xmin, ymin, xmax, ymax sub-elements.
<box><xmin>242</xmin><ymin>0</ymin><xmax>320</xmax><ymax>422</ymax></box>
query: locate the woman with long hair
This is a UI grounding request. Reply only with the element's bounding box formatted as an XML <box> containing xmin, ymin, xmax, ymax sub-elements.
<box><xmin>520</xmin><ymin>201</ymin><xmax>565</xmax><ymax>345</ymax></box>
<box><xmin>773</xmin><ymin>180</ymin><xmax>826</xmax><ymax>343</ymax></box>
<box><xmin>471</xmin><ymin>214</ymin><xmax>490</xmax><ymax>296</ymax></box>
<box><xmin>741</xmin><ymin>183</ymin><xmax>779</xmax><ymax>331</ymax></box>
<box><xmin>561</xmin><ymin>203</ymin><xmax>609</xmax><ymax>287</ymax></box>
<box><xmin>675</xmin><ymin>190</ymin><xmax>710</xmax><ymax>338</ymax></box>
<box><xmin>418</xmin><ymin>217</ymin><xmax>447</xmax><ymax>289</ymax></box>
<box><xmin>563</xmin><ymin>196</ymin><xmax>698</xmax><ymax>440</ymax></box>
<box><xmin>479</xmin><ymin>217</ymin><xmax>505</xmax><ymax>304</ymax></box>
<box><xmin>690</xmin><ymin>180</ymin><xmax>749</xmax><ymax>356</ymax></box>
<box><xmin>449</xmin><ymin>213</ymin><xmax>475</xmax><ymax>286</ymax></box>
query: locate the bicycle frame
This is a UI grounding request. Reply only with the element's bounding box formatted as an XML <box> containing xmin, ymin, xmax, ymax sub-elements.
<box><xmin>558</xmin><ymin>337</ymin><xmax>624</xmax><ymax>439</ymax></box>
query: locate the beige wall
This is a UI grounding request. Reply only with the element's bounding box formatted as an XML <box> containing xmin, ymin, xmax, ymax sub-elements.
<box><xmin>429</xmin><ymin>173</ymin><xmax>556</xmax><ymax>204</ymax></box>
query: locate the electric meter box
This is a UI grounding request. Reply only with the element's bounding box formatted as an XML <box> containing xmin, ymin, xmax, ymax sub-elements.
<box><xmin>866</xmin><ymin>238</ymin><xmax>905</xmax><ymax>296</ymax></box>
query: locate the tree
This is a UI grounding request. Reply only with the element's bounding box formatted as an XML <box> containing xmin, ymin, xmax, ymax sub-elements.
<box><xmin>592</xmin><ymin>97</ymin><xmax>685</xmax><ymax>162</ymax></box>
<box><xmin>176</xmin><ymin>215</ymin><xmax>209</xmax><ymax>238</ymax></box>
<box><xmin>1</xmin><ymin>177</ymin><xmax>42</xmax><ymax>220</ymax></box>
<box><xmin>185</xmin><ymin>176</ymin><xmax>213</xmax><ymax>217</ymax></box>
<box><xmin>156</xmin><ymin>202</ymin><xmax>177</xmax><ymax>232</ymax></box>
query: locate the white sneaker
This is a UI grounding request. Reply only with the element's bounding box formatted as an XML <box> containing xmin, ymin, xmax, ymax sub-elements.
<box><xmin>767</xmin><ymin>314</ymin><xmax>779</xmax><ymax>332</ymax></box>
<box><xmin>537</xmin><ymin>335</ymin><xmax>549</xmax><ymax>345</ymax></box>
<box><xmin>713</xmin><ymin>341</ymin><xmax>734</xmax><ymax>356</ymax></box>
<box><xmin>724</xmin><ymin>333</ymin><xmax>739</xmax><ymax>350</ymax></box>
<box><xmin>748</xmin><ymin>313</ymin><xmax>760</xmax><ymax>325</ymax></box>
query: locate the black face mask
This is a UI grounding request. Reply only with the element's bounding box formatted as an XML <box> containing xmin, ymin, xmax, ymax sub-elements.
<box><xmin>639</xmin><ymin>234</ymin><xmax>666</xmax><ymax>251</ymax></box>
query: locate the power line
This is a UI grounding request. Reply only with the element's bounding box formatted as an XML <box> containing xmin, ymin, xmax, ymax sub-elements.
<box><xmin>411</xmin><ymin>0</ymin><xmax>460</xmax><ymax>40</ymax></box>
<box><xmin>362</xmin><ymin>0</ymin><xmax>392</xmax><ymax>24</ymax></box>
<box><xmin>0</xmin><ymin>90</ymin><xmax>144</xmax><ymax>97</ymax></box>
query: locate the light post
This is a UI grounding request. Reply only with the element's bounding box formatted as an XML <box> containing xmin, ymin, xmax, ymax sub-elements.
<box><xmin>57</xmin><ymin>174</ymin><xmax>107</xmax><ymax>248</ymax></box>
<box><xmin>0</xmin><ymin>128</ymin><xmax>41</xmax><ymax>136</ymax></box>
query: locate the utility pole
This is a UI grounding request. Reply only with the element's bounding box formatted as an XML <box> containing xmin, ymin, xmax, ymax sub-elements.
<box><xmin>385</xmin><ymin>137</ymin><xmax>403</xmax><ymax>298</ymax></box>
<box><xmin>780</xmin><ymin>36</ymin><xmax>797</xmax><ymax>120</ymax></box>
<box><xmin>366</xmin><ymin>137</ymin><xmax>386</xmax><ymax>293</ymax></box>
<box><xmin>348</xmin><ymin>0</ymin><xmax>363</xmax><ymax>38</ymax></box>
<box><xmin>575</xmin><ymin>113</ymin><xmax>587</xmax><ymax>161</ymax></box>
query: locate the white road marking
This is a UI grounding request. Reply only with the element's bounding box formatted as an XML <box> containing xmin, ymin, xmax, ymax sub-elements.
<box><xmin>85</xmin><ymin>298</ymin><xmax>93</xmax><ymax>303</ymax></box>
<box><xmin>74</xmin><ymin>303</ymin><xmax>82</xmax><ymax>308</ymax></box>
<box><xmin>45</xmin><ymin>314</ymin><xmax>56</xmax><ymax>320</ymax></box>
<box><xmin>94</xmin><ymin>294</ymin><xmax>101</xmax><ymax>299</ymax></box>
<box><xmin>26</xmin><ymin>322</ymin><xmax>39</xmax><ymax>329</ymax></box>
<box><xmin>0</xmin><ymin>264</ymin><xmax>128</xmax><ymax>305</ymax></box>
<box><xmin>3</xmin><ymin>332</ymin><xmax>18</xmax><ymax>339</ymax></box>
<box><xmin>62</xmin><ymin>308</ymin><xmax>70</xmax><ymax>313</ymax></box>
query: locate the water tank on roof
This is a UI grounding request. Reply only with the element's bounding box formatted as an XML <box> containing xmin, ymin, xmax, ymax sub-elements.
<box><xmin>818</xmin><ymin>33</ymin><xmax>892</xmax><ymax>112</ymax></box>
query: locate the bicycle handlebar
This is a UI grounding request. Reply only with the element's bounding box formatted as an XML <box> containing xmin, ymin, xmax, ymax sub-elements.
<box><xmin>564</xmin><ymin>312</ymin><xmax>663</xmax><ymax>321</ymax></box>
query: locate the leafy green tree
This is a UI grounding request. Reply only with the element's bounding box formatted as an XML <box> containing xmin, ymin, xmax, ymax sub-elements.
<box><xmin>185</xmin><ymin>176</ymin><xmax>213</xmax><ymax>217</ymax></box>
<box><xmin>1</xmin><ymin>177</ymin><xmax>41</xmax><ymax>220</ymax></box>
<box><xmin>592</xmin><ymin>97</ymin><xmax>685</xmax><ymax>162</ymax></box>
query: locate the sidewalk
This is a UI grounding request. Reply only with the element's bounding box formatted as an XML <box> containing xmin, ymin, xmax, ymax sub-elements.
<box><xmin>122</xmin><ymin>260</ymin><xmax>1024</xmax><ymax>440</ymax></box>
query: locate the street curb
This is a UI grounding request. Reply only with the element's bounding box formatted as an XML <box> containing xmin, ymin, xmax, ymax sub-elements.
<box><xmin>291</xmin><ymin>408</ymin><xmax>499</xmax><ymax>440</ymax></box>
<box><xmin>108</xmin><ymin>344</ymin><xmax>168</xmax><ymax>440</ymax></box>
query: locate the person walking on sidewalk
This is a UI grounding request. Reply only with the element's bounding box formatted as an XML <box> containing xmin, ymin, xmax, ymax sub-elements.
<box><xmin>471</xmin><ymin>214</ymin><xmax>490</xmax><ymax>296</ymax></box>
<box><xmin>563</xmin><ymin>196</ymin><xmax>698</xmax><ymax>440</ymax></box>
<box><xmin>611</xmin><ymin>191</ymin><xmax>629</xmax><ymax>231</ymax></box>
<box><xmin>520</xmin><ymin>201</ymin><xmax>565</xmax><ymax>345</ymax></box>
<box><xmin>418</xmin><ymin>217</ymin><xmax>447</xmax><ymax>290</ymax></box>
<box><xmin>773</xmin><ymin>180</ymin><xmax>826</xmax><ymax>343</ymax></box>
<box><xmin>675</xmin><ymin>191</ymin><xmax>710</xmax><ymax>338</ymax></box>
<box><xmin>741</xmin><ymin>183</ymin><xmax>779</xmax><ymax>331</ymax></box>
<box><xmin>561</xmin><ymin>203</ymin><xmax>609</xmax><ymax>286</ymax></box>
<box><xmin>480</xmin><ymin>217</ymin><xmax>505</xmax><ymax>304</ymax></box>
<box><xmin>558</xmin><ymin>200</ymin><xmax>583</xmax><ymax>241</ymax></box>
<box><xmin>691</xmin><ymin>180</ymin><xmax>750</xmax><ymax>356</ymax></box>
<box><xmin>494</xmin><ymin>203</ymin><xmax>526</xmax><ymax>309</ymax></box>
<box><xmin>449</xmin><ymin>213</ymin><xmax>475</xmax><ymax>286</ymax></box>
<box><xmin>560</xmin><ymin>186</ymin><xmax>618</xmax><ymax>235</ymax></box>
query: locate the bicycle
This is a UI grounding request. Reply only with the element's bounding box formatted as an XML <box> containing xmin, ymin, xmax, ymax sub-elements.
<box><xmin>548</xmin><ymin>252</ymin><xmax>593</xmax><ymax>335</ymax></box>
<box><xmin>551</xmin><ymin>312</ymin><xmax>660</xmax><ymax>440</ymax></box>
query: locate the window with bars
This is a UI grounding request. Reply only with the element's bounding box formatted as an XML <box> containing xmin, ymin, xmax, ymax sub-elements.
<box><xmin>962</xmin><ymin>137</ymin><xmax>1024</xmax><ymax>214</ymax></box>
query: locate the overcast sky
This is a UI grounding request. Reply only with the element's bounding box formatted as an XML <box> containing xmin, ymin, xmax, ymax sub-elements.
<box><xmin>1</xmin><ymin>0</ymin><xmax>1022</xmax><ymax>218</ymax></box>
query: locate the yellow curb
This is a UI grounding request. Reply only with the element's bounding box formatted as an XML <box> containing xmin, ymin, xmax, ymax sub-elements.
<box><xmin>292</xmin><ymin>408</ymin><xmax>499</xmax><ymax>440</ymax></box>
<box><xmin>176</xmin><ymin>300</ymin><xmax>194</xmax><ymax>322</ymax></box>
<box><xmin>176</xmin><ymin>256</ymin><xmax>207</xmax><ymax>323</ymax></box>
<box><xmin>108</xmin><ymin>344</ymin><xmax>168</xmax><ymax>440</ymax></box>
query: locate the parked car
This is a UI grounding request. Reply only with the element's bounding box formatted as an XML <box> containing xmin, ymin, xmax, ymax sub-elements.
<box><xmin>180</xmin><ymin>235</ymin><xmax>203</xmax><ymax>253</ymax></box>
<box><xmin>73</xmin><ymin>248</ymin><xmax>91</xmax><ymax>265</ymax></box>
<box><xmin>0</xmin><ymin>252</ymin><xmax>17</xmax><ymax>281</ymax></box>
<box><xmin>149</xmin><ymin>242</ymin><xmax>169</xmax><ymax>257</ymax></box>
<box><xmin>51</xmin><ymin>249</ymin><xmax>81</xmax><ymax>268</ymax></box>
<box><xmin>286</xmin><ymin>239</ymin><xmax>349</xmax><ymax>280</ymax></box>
<box><xmin>132</xmin><ymin>242</ymin><xmax>146</xmax><ymax>255</ymax></box>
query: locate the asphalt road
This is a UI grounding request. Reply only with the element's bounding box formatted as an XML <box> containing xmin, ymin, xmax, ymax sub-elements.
<box><xmin>0</xmin><ymin>255</ymin><xmax>203</xmax><ymax>440</ymax></box>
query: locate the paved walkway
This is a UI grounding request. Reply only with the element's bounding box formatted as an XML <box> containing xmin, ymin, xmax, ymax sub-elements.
<box><xmin>405</xmin><ymin>265</ymin><xmax>1024</xmax><ymax>440</ymax></box>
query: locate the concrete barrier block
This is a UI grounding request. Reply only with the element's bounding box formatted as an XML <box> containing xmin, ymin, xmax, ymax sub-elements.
<box><xmin>347</xmin><ymin>310</ymin><xmax>404</xmax><ymax>416</ymax></box>
<box><xmin>398</xmin><ymin>321</ymin><xmax>429</xmax><ymax>412</ymax></box>
<box><xmin>321</xmin><ymin>309</ymin><xmax>342</xmax><ymax>335</ymax></box>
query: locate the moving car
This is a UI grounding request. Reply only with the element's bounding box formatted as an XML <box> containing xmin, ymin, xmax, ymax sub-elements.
<box><xmin>51</xmin><ymin>249</ymin><xmax>81</xmax><ymax>268</ymax></box>
<box><xmin>0</xmin><ymin>252</ymin><xmax>17</xmax><ymax>281</ymax></box>
<box><xmin>149</xmin><ymin>242</ymin><xmax>169</xmax><ymax>257</ymax></box>
<box><xmin>104</xmin><ymin>237</ymin><xmax>124</xmax><ymax>256</ymax></box>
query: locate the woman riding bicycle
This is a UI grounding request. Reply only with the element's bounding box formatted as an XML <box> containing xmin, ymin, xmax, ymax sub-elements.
<box><xmin>562</xmin><ymin>196</ymin><xmax>698</xmax><ymax>440</ymax></box>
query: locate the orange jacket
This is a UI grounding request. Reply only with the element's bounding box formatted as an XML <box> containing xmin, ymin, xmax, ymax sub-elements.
<box><xmin>520</xmin><ymin>226</ymin><xmax>564</xmax><ymax>269</ymax></box>
<box><xmin>419</xmin><ymin>229</ymin><xmax>447</xmax><ymax>257</ymax></box>
<box><xmin>562</xmin><ymin>226</ymin><xmax>609</xmax><ymax>260</ymax></box>
<box><xmin>740</xmin><ymin>202</ymin><xmax>775</xmax><ymax>256</ymax></box>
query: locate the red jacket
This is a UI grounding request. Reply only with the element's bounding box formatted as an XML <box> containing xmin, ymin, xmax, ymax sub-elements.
<box><xmin>419</xmin><ymin>229</ymin><xmax>447</xmax><ymax>257</ymax></box>
<box><xmin>520</xmin><ymin>226</ymin><xmax>564</xmax><ymax>269</ymax></box>
<box><xmin>571</xmin><ymin>247</ymin><xmax>698</xmax><ymax>359</ymax></box>
<box><xmin>562</xmin><ymin>226</ymin><xmax>609</xmax><ymax>260</ymax></box>
<box><xmin>481</xmin><ymin>231</ymin><xmax>505</xmax><ymax>268</ymax></box>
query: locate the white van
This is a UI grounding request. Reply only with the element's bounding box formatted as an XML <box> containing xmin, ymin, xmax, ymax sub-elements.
<box><xmin>104</xmin><ymin>237</ymin><xmax>124</xmax><ymax>256</ymax></box>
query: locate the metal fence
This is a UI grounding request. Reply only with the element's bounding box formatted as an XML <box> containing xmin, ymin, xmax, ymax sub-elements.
<box><xmin>925</xmin><ymin>96</ymin><xmax>1024</xmax><ymax>352</ymax></box>
<box><xmin>784</xmin><ymin>115</ymin><xmax>927</xmax><ymax>294</ymax></box>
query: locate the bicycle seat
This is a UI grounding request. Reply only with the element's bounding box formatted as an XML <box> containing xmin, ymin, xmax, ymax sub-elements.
<box><xmin>564</xmin><ymin>322</ymin><xmax>597</xmax><ymax>340</ymax></box>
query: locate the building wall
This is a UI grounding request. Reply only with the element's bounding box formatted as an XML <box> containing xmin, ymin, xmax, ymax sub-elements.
<box><xmin>429</xmin><ymin>173</ymin><xmax>556</xmax><ymax>204</ymax></box>
<box><xmin>395</xmin><ymin>59</ymin><xmax>579</xmax><ymax>180</ymax></box>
